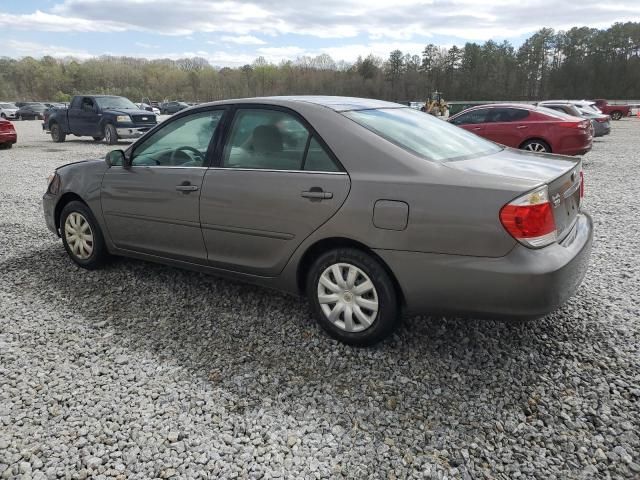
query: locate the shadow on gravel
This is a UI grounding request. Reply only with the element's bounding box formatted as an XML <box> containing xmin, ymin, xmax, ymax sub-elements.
<box><xmin>3</xmin><ymin>244</ymin><xmax>608</xmax><ymax>443</ymax></box>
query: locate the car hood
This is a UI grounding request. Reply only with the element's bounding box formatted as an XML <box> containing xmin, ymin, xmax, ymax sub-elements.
<box><xmin>104</xmin><ymin>108</ymin><xmax>154</xmax><ymax>116</ymax></box>
<box><xmin>444</xmin><ymin>147</ymin><xmax>578</xmax><ymax>183</ymax></box>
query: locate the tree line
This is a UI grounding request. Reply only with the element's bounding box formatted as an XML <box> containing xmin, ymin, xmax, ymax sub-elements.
<box><xmin>0</xmin><ymin>22</ymin><xmax>638</xmax><ymax>103</ymax></box>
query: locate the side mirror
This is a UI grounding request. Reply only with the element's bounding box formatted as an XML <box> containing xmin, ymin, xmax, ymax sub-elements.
<box><xmin>105</xmin><ymin>149</ymin><xmax>126</xmax><ymax>168</ymax></box>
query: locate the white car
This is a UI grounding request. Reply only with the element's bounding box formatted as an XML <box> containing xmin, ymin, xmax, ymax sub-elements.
<box><xmin>0</xmin><ymin>103</ymin><xmax>18</xmax><ymax>120</ymax></box>
<box><xmin>136</xmin><ymin>103</ymin><xmax>161</xmax><ymax>116</ymax></box>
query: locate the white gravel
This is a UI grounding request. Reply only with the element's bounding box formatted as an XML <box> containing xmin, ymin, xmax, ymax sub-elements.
<box><xmin>1</xmin><ymin>119</ymin><xmax>639</xmax><ymax>479</ymax></box>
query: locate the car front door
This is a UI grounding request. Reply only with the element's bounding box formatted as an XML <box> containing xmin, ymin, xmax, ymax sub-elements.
<box><xmin>451</xmin><ymin>108</ymin><xmax>489</xmax><ymax>137</ymax></box>
<box><xmin>101</xmin><ymin>108</ymin><xmax>225</xmax><ymax>263</ymax></box>
<box><xmin>199</xmin><ymin>107</ymin><xmax>350</xmax><ymax>276</ymax></box>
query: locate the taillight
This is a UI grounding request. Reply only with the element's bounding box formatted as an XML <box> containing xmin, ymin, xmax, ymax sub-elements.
<box><xmin>559</xmin><ymin>121</ymin><xmax>586</xmax><ymax>129</ymax></box>
<box><xmin>596</xmin><ymin>117</ymin><xmax>608</xmax><ymax>123</ymax></box>
<box><xmin>500</xmin><ymin>185</ymin><xmax>557</xmax><ymax>248</ymax></box>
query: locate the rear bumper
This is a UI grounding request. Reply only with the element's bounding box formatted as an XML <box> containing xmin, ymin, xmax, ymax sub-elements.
<box><xmin>0</xmin><ymin>132</ymin><xmax>17</xmax><ymax>144</ymax></box>
<box><xmin>376</xmin><ymin>212</ymin><xmax>593</xmax><ymax>318</ymax></box>
<box><xmin>116</xmin><ymin>125</ymin><xmax>154</xmax><ymax>139</ymax></box>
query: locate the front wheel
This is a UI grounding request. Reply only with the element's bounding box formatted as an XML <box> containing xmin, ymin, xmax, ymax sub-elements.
<box><xmin>50</xmin><ymin>123</ymin><xmax>66</xmax><ymax>143</ymax></box>
<box><xmin>306</xmin><ymin>248</ymin><xmax>399</xmax><ymax>346</ymax></box>
<box><xmin>60</xmin><ymin>201</ymin><xmax>108</xmax><ymax>269</ymax></box>
<box><xmin>104</xmin><ymin>124</ymin><xmax>118</xmax><ymax>145</ymax></box>
<box><xmin>0</xmin><ymin>113</ymin><xmax>6</xmax><ymax>119</ymax></box>
<box><xmin>610</xmin><ymin>110</ymin><xmax>623</xmax><ymax>121</ymax></box>
<box><xmin>520</xmin><ymin>139</ymin><xmax>550</xmax><ymax>154</ymax></box>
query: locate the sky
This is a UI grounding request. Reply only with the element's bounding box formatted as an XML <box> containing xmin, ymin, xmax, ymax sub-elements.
<box><xmin>0</xmin><ymin>0</ymin><xmax>639</xmax><ymax>67</ymax></box>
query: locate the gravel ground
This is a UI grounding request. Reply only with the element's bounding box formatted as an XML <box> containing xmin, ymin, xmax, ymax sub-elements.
<box><xmin>1</xmin><ymin>119</ymin><xmax>639</xmax><ymax>480</ymax></box>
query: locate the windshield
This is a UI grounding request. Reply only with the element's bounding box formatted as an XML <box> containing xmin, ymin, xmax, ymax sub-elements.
<box><xmin>0</xmin><ymin>103</ymin><xmax>16</xmax><ymax>109</ymax></box>
<box><xmin>95</xmin><ymin>96</ymin><xmax>139</xmax><ymax>110</ymax></box>
<box><xmin>343</xmin><ymin>107</ymin><xmax>502</xmax><ymax>162</ymax></box>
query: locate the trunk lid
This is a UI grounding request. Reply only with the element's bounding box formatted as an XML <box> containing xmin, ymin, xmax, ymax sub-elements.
<box><xmin>445</xmin><ymin>147</ymin><xmax>582</xmax><ymax>242</ymax></box>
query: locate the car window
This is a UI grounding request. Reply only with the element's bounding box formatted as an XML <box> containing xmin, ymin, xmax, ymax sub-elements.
<box><xmin>346</xmin><ymin>107</ymin><xmax>501</xmax><ymax>162</ymax></box>
<box><xmin>303</xmin><ymin>137</ymin><xmax>340</xmax><ymax>172</ymax></box>
<box><xmin>223</xmin><ymin>109</ymin><xmax>311</xmax><ymax>171</ymax></box>
<box><xmin>485</xmin><ymin>108</ymin><xmax>530</xmax><ymax>122</ymax></box>
<box><xmin>131</xmin><ymin>110</ymin><xmax>223</xmax><ymax>167</ymax></box>
<box><xmin>451</xmin><ymin>109</ymin><xmax>490</xmax><ymax>125</ymax></box>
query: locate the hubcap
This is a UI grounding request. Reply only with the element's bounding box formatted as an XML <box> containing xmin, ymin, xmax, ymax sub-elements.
<box><xmin>64</xmin><ymin>212</ymin><xmax>94</xmax><ymax>260</ymax></box>
<box><xmin>317</xmin><ymin>263</ymin><xmax>379</xmax><ymax>333</ymax></box>
<box><xmin>525</xmin><ymin>142</ymin><xmax>547</xmax><ymax>153</ymax></box>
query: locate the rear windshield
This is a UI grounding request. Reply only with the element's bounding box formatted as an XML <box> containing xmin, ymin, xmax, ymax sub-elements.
<box><xmin>343</xmin><ymin>107</ymin><xmax>502</xmax><ymax>162</ymax></box>
<box><xmin>537</xmin><ymin>106</ymin><xmax>573</xmax><ymax>119</ymax></box>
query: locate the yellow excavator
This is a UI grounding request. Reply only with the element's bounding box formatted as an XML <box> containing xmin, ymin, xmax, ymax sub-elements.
<box><xmin>422</xmin><ymin>91</ymin><xmax>448</xmax><ymax>117</ymax></box>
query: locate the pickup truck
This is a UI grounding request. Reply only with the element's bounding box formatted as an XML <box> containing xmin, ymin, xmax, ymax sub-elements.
<box><xmin>43</xmin><ymin>95</ymin><xmax>158</xmax><ymax>144</ymax></box>
<box><xmin>593</xmin><ymin>99</ymin><xmax>631</xmax><ymax>121</ymax></box>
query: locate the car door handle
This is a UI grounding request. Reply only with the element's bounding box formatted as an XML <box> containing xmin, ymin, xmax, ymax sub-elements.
<box><xmin>176</xmin><ymin>184</ymin><xmax>199</xmax><ymax>192</ymax></box>
<box><xmin>301</xmin><ymin>189</ymin><xmax>333</xmax><ymax>200</ymax></box>
<box><xmin>472</xmin><ymin>127</ymin><xmax>482</xmax><ymax>131</ymax></box>
<box><xmin>516</xmin><ymin>125</ymin><xmax>528</xmax><ymax>129</ymax></box>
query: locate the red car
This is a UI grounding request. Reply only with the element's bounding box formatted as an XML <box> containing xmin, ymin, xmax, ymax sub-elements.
<box><xmin>593</xmin><ymin>99</ymin><xmax>631</xmax><ymax>121</ymax></box>
<box><xmin>448</xmin><ymin>104</ymin><xmax>592</xmax><ymax>156</ymax></box>
<box><xmin>0</xmin><ymin>118</ymin><xmax>17</xmax><ymax>149</ymax></box>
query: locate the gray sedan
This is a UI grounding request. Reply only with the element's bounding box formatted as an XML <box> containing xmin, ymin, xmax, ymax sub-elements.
<box><xmin>43</xmin><ymin>96</ymin><xmax>593</xmax><ymax>345</ymax></box>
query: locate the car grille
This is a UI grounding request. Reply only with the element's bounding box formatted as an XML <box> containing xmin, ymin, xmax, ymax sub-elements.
<box><xmin>131</xmin><ymin>115</ymin><xmax>157</xmax><ymax>124</ymax></box>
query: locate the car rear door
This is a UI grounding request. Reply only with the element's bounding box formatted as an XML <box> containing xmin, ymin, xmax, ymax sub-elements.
<box><xmin>101</xmin><ymin>108</ymin><xmax>226</xmax><ymax>263</ymax></box>
<box><xmin>199</xmin><ymin>106</ymin><xmax>350</xmax><ymax>276</ymax></box>
<box><xmin>482</xmin><ymin>107</ymin><xmax>530</xmax><ymax>148</ymax></box>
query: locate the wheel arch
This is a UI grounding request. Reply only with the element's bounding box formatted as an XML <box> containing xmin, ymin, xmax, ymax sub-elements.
<box><xmin>296</xmin><ymin>237</ymin><xmax>406</xmax><ymax>308</ymax></box>
<box><xmin>54</xmin><ymin>192</ymin><xmax>88</xmax><ymax>231</ymax></box>
<box><xmin>519</xmin><ymin>137</ymin><xmax>552</xmax><ymax>153</ymax></box>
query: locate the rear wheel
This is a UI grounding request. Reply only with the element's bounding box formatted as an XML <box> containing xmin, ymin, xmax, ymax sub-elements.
<box><xmin>520</xmin><ymin>139</ymin><xmax>550</xmax><ymax>154</ymax></box>
<box><xmin>104</xmin><ymin>124</ymin><xmax>118</xmax><ymax>145</ymax></box>
<box><xmin>610</xmin><ymin>110</ymin><xmax>623</xmax><ymax>121</ymax></box>
<box><xmin>0</xmin><ymin>113</ymin><xmax>6</xmax><ymax>119</ymax></box>
<box><xmin>18</xmin><ymin>114</ymin><xmax>23</xmax><ymax>121</ymax></box>
<box><xmin>306</xmin><ymin>248</ymin><xmax>399</xmax><ymax>346</ymax></box>
<box><xmin>50</xmin><ymin>123</ymin><xmax>66</xmax><ymax>143</ymax></box>
<box><xmin>60</xmin><ymin>201</ymin><xmax>108</xmax><ymax>269</ymax></box>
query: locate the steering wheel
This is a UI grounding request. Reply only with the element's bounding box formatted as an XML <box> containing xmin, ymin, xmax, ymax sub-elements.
<box><xmin>169</xmin><ymin>146</ymin><xmax>205</xmax><ymax>166</ymax></box>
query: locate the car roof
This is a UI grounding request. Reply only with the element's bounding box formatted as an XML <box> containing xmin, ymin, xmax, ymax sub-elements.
<box><xmin>460</xmin><ymin>103</ymin><xmax>538</xmax><ymax>111</ymax></box>
<box><xmin>201</xmin><ymin>96</ymin><xmax>404</xmax><ymax>112</ymax></box>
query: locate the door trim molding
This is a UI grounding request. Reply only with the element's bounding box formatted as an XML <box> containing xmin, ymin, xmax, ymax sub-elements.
<box><xmin>201</xmin><ymin>222</ymin><xmax>295</xmax><ymax>240</ymax></box>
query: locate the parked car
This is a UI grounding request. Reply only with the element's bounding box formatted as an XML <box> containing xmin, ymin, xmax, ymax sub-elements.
<box><xmin>448</xmin><ymin>103</ymin><xmax>592</xmax><ymax>155</ymax></box>
<box><xmin>576</xmin><ymin>108</ymin><xmax>611</xmax><ymax>137</ymax></box>
<box><xmin>538</xmin><ymin>101</ymin><xmax>610</xmax><ymax>138</ymax></box>
<box><xmin>136</xmin><ymin>103</ymin><xmax>161</xmax><ymax>115</ymax></box>
<box><xmin>0</xmin><ymin>118</ymin><xmax>17</xmax><ymax>148</ymax></box>
<box><xmin>44</xmin><ymin>95</ymin><xmax>157</xmax><ymax>144</ymax></box>
<box><xmin>42</xmin><ymin>96</ymin><xmax>592</xmax><ymax>346</ymax></box>
<box><xmin>593</xmin><ymin>99</ymin><xmax>630</xmax><ymax>120</ymax></box>
<box><xmin>160</xmin><ymin>101</ymin><xmax>189</xmax><ymax>115</ymax></box>
<box><xmin>17</xmin><ymin>102</ymin><xmax>48</xmax><ymax>120</ymax></box>
<box><xmin>0</xmin><ymin>102</ymin><xmax>18</xmax><ymax>119</ymax></box>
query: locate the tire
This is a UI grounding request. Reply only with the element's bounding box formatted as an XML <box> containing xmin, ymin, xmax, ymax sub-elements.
<box><xmin>104</xmin><ymin>124</ymin><xmax>118</xmax><ymax>145</ymax></box>
<box><xmin>610</xmin><ymin>110</ymin><xmax>623</xmax><ymax>121</ymax></box>
<box><xmin>520</xmin><ymin>139</ymin><xmax>551</xmax><ymax>154</ymax></box>
<box><xmin>50</xmin><ymin>123</ymin><xmax>66</xmax><ymax>143</ymax></box>
<box><xmin>92</xmin><ymin>136</ymin><xmax>104</xmax><ymax>141</ymax></box>
<box><xmin>60</xmin><ymin>200</ymin><xmax>108</xmax><ymax>270</ymax></box>
<box><xmin>0</xmin><ymin>113</ymin><xmax>6</xmax><ymax>119</ymax></box>
<box><xmin>18</xmin><ymin>114</ymin><xmax>23</xmax><ymax>121</ymax></box>
<box><xmin>306</xmin><ymin>248</ymin><xmax>399</xmax><ymax>346</ymax></box>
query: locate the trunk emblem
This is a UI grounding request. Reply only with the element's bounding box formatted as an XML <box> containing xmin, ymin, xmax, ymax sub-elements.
<box><xmin>142</xmin><ymin>117</ymin><xmax>148</xmax><ymax>120</ymax></box>
<box><xmin>551</xmin><ymin>193</ymin><xmax>561</xmax><ymax>207</ymax></box>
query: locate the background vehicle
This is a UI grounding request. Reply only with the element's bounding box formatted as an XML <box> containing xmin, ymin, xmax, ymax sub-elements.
<box><xmin>44</xmin><ymin>95</ymin><xmax>157</xmax><ymax>145</ymax></box>
<box><xmin>137</xmin><ymin>102</ymin><xmax>161</xmax><ymax>115</ymax></box>
<box><xmin>43</xmin><ymin>96</ymin><xmax>592</xmax><ymax>346</ymax></box>
<box><xmin>0</xmin><ymin>118</ymin><xmax>17</xmax><ymax>148</ymax></box>
<box><xmin>538</xmin><ymin>101</ymin><xmax>610</xmax><ymax>138</ymax></box>
<box><xmin>449</xmin><ymin>103</ymin><xmax>592</xmax><ymax>155</ymax></box>
<box><xmin>17</xmin><ymin>102</ymin><xmax>47</xmax><ymax>120</ymax></box>
<box><xmin>576</xmin><ymin>108</ymin><xmax>611</xmax><ymax>137</ymax></box>
<box><xmin>0</xmin><ymin>103</ymin><xmax>19</xmax><ymax>119</ymax></box>
<box><xmin>593</xmin><ymin>99</ymin><xmax>630</xmax><ymax>120</ymax></box>
<box><xmin>160</xmin><ymin>101</ymin><xmax>189</xmax><ymax>115</ymax></box>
